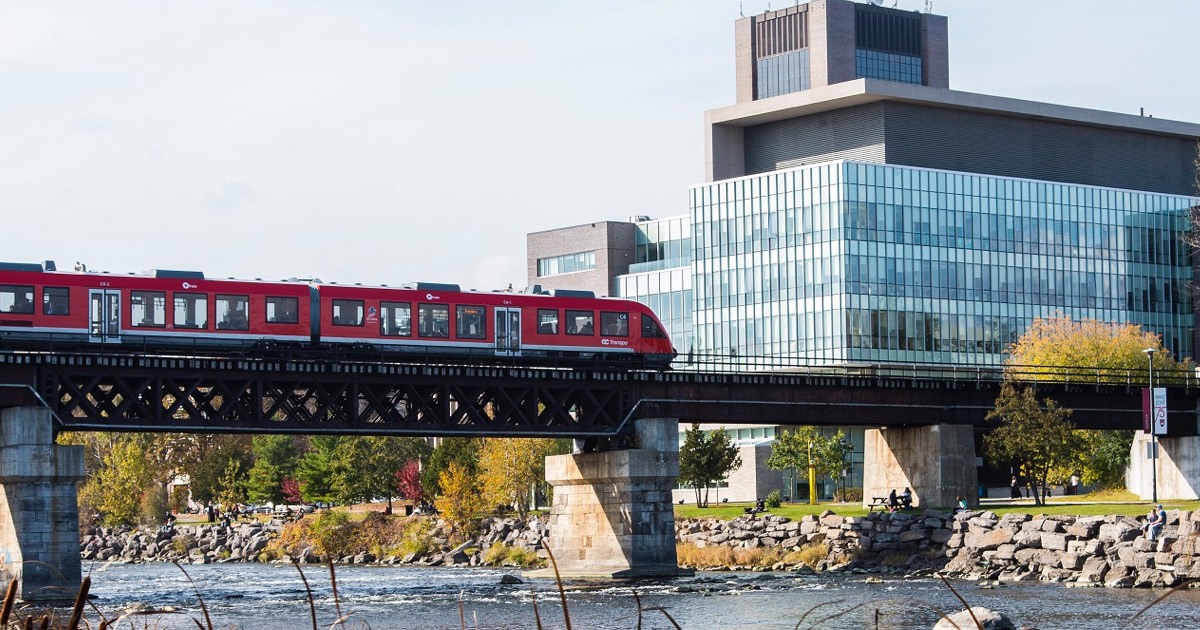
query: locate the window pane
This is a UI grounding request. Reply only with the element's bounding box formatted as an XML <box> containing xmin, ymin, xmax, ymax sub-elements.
<box><xmin>266</xmin><ymin>296</ymin><xmax>300</xmax><ymax>324</ymax></box>
<box><xmin>381</xmin><ymin>301</ymin><xmax>411</xmax><ymax>336</ymax></box>
<box><xmin>565</xmin><ymin>310</ymin><xmax>594</xmax><ymax>336</ymax></box>
<box><xmin>332</xmin><ymin>300</ymin><xmax>363</xmax><ymax>326</ymax></box>
<box><xmin>0</xmin><ymin>285</ymin><xmax>34</xmax><ymax>313</ymax></box>
<box><xmin>456</xmin><ymin>305</ymin><xmax>485</xmax><ymax>339</ymax></box>
<box><xmin>600</xmin><ymin>311</ymin><xmax>628</xmax><ymax>336</ymax></box>
<box><xmin>131</xmin><ymin>291</ymin><xmax>167</xmax><ymax>327</ymax></box>
<box><xmin>216</xmin><ymin>294</ymin><xmax>249</xmax><ymax>330</ymax></box>
<box><xmin>419</xmin><ymin>303</ymin><xmax>449</xmax><ymax>337</ymax></box>
<box><xmin>43</xmin><ymin>287</ymin><xmax>69</xmax><ymax>316</ymax></box>
<box><xmin>537</xmin><ymin>309</ymin><xmax>559</xmax><ymax>334</ymax></box>
<box><xmin>174</xmin><ymin>293</ymin><xmax>208</xmax><ymax>329</ymax></box>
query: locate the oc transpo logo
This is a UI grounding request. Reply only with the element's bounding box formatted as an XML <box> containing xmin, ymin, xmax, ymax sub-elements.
<box><xmin>600</xmin><ymin>339</ymin><xmax>629</xmax><ymax>347</ymax></box>
<box><xmin>181</xmin><ymin>282</ymin><xmax>196</xmax><ymax>289</ymax></box>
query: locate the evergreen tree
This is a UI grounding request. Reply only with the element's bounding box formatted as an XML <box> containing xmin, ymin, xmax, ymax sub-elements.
<box><xmin>420</xmin><ymin>437</ymin><xmax>481</xmax><ymax>497</ymax></box>
<box><xmin>244</xmin><ymin>434</ymin><xmax>301</xmax><ymax>504</ymax></box>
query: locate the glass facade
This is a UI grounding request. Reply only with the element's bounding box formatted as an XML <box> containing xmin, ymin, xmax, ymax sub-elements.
<box><xmin>855</xmin><ymin>49</ymin><xmax>922</xmax><ymax>85</ymax></box>
<box><xmin>756</xmin><ymin>49</ymin><xmax>810</xmax><ymax>100</ymax></box>
<box><xmin>617</xmin><ymin>217</ymin><xmax>694</xmax><ymax>355</ymax></box>
<box><xmin>689</xmin><ymin>160</ymin><xmax>1196</xmax><ymax>366</ymax></box>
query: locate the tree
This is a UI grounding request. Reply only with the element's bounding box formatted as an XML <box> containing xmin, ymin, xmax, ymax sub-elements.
<box><xmin>677</xmin><ymin>424</ymin><xmax>742</xmax><ymax>507</ymax></box>
<box><xmin>1004</xmin><ymin>314</ymin><xmax>1194</xmax><ymax>488</ymax></box>
<box><xmin>80</xmin><ymin>437</ymin><xmax>152</xmax><ymax>526</ymax></box>
<box><xmin>478</xmin><ymin>438</ymin><xmax>558</xmax><ymax>518</ymax></box>
<box><xmin>185</xmin><ymin>435</ymin><xmax>253</xmax><ymax>506</ymax></box>
<box><xmin>329</xmin><ymin>436</ymin><xmax>430</xmax><ymax>513</ymax></box>
<box><xmin>983</xmin><ymin>384</ymin><xmax>1078</xmax><ymax>506</ymax></box>
<box><xmin>421</xmin><ymin>437</ymin><xmax>481</xmax><ymax>498</ymax></box>
<box><xmin>766</xmin><ymin>426</ymin><xmax>849</xmax><ymax>502</ymax></box>
<box><xmin>244</xmin><ymin>434</ymin><xmax>302</xmax><ymax>503</ymax></box>
<box><xmin>280</xmin><ymin>477</ymin><xmax>304</xmax><ymax>503</ymax></box>
<box><xmin>395</xmin><ymin>460</ymin><xmax>424</xmax><ymax>504</ymax></box>
<box><xmin>295</xmin><ymin>435</ymin><xmax>343</xmax><ymax>504</ymax></box>
<box><xmin>434</xmin><ymin>462</ymin><xmax>485</xmax><ymax>543</ymax></box>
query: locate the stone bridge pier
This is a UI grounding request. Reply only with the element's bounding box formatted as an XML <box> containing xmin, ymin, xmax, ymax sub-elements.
<box><xmin>0</xmin><ymin>407</ymin><xmax>85</xmax><ymax>603</ymax></box>
<box><xmin>862</xmin><ymin>424</ymin><xmax>978</xmax><ymax>510</ymax></box>
<box><xmin>536</xmin><ymin>418</ymin><xmax>687</xmax><ymax>579</ymax></box>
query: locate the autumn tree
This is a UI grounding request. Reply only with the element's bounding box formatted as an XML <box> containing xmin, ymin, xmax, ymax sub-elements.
<box><xmin>477</xmin><ymin>438</ymin><xmax>559</xmax><ymax>518</ymax></box>
<box><xmin>186</xmin><ymin>435</ymin><xmax>253</xmax><ymax>506</ymax></box>
<box><xmin>984</xmin><ymin>384</ymin><xmax>1078</xmax><ymax>506</ymax></box>
<box><xmin>80</xmin><ymin>437</ymin><xmax>153</xmax><ymax>526</ymax></box>
<box><xmin>1004</xmin><ymin>314</ymin><xmax>1194</xmax><ymax>487</ymax></box>
<box><xmin>421</xmin><ymin>437</ymin><xmax>481</xmax><ymax>497</ymax></box>
<box><xmin>395</xmin><ymin>460</ymin><xmax>424</xmax><ymax>504</ymax></box>
<box><xmin>434</xmin><ymin>462</ymin><xmax>485</xmax><ymax>543</ymax></box>
<box><xmin>678</xmin><ymin>424</ymin><xmax>742</xmax><ymax>507</ymax></box>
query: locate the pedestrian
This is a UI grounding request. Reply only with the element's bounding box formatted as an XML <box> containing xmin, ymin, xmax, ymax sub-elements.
<box><xmin>1145</xmin><ymin>504</ymin><xmax>1167</xmax><ymax>541</ymax></box>
<box><xmin>1010</xmin><ymin>475</ymin><xmax>1020</xmax><ymax>500</ymax></box>
<box><xmin>1069</xmin><ymin>474</ymin><xmax>1080</xmax><ymax>496</ymax></box>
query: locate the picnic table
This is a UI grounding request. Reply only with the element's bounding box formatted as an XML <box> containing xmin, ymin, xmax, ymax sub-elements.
<box><xmin>868</xmin><ymin>496</ymin><xmax>891</xmax><ymax>511</ymax></box>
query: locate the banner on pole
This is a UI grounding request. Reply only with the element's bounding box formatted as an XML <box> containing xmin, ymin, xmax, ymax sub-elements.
<box><xmin>1152</xmin><ymin>387</ymin><xmax>1168</xmax><ymax>436</ymax></box>
<box><xmin>1142</xmin><ymin>388</ymin><xmax>1151</xmax><ymax>433</ymax></box>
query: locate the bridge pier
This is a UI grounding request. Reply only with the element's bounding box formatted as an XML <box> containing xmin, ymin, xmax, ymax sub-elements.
<box><xmin>1128</xmin><ymin>431</ymin><xmax>1200</xmax><ymax>500</ymax></box>
<box><xmin>535</xmin><ymin>418</ymin><xmax>686</xmax><ymax>579</ymax></box>
<box><xmin>0</xmin><ymin>407</ymin><xmax>85</xmax><ymax>603</ymax></box>
<box><xmin>862</xmin><ymin>425</ymin><xmax>978</xmax><ymax>509</ymax></box>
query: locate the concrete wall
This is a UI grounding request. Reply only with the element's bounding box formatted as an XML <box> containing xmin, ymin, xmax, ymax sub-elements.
<box><xmin>1128</xmin><ymin>432</ymin><xmax>1200</xmax><ymax>500</ymax></box>
<box><xmin>862</xmin><ymin>424</ymin><xmax>978</xmax><ymax>509</ymax></box>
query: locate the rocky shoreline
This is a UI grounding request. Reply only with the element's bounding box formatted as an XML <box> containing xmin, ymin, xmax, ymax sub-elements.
<box><xmin>81</xmin><ymin>515</ymin><xmax>548</xmax><ymax>568</ymax></box>
<box><xmin>676</xmin><ymin>507</ymin><xmax>1200</xmax><ymax>588</ymax></box>
<box><xmin>83</xmin><ymin>507</ymin><xmax>1200</xmax><ymax>588</ymax></box>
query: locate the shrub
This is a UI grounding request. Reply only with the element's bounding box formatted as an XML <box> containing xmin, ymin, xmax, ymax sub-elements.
<box><xmin>309</xmin><ymin>510</ymin><xmax>353</xmax><ymax>557</ymax></box>
<box><xmin>840</xmin><ymin>487</ymin><xmax>863</xmax><ymax>502</ymax></box>
<box><xmin>765</xmin><ymin>490</ymin><xmax>782</xmax><ymax>508</ymax></box>
<box><xmin>786</xmin><ymin>542</ymin><xmax>829</xmax><ymax>569</ymax></box>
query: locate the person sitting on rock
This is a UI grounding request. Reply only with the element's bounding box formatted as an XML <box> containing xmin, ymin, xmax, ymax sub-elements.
<box><xmin>1145</xmin><ymin>504</ymin><xmax>1166</xmax><ymax>541</ymax></box>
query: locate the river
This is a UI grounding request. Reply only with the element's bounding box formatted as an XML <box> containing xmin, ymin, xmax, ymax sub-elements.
<box><xmin>71</xmin><ymin>563</ymin><xmax>1198</xmax><ymax>629</ymax></box>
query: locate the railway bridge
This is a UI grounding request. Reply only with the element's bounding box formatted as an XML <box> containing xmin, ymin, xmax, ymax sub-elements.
<box><xmin>0</xmin><ymin>351</ymin><xmax>1197</xmax><ymax>597</ymax></box>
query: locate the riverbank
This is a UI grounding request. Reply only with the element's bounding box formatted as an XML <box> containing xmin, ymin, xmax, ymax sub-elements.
<box><xmin>83</xmin><ymin>506</ymin><xmax>1200</xmax><ymax>589</ymax></box>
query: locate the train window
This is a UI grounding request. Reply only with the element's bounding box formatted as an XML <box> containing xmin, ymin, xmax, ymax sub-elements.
<box><xmin>418</xmin><ymin>303</ymin><xmax>449</xmax><ymax>338</ymax></box>
<box><xmin>600</xmin><ymin>312</ymin><xmax>629</xmax><ymax>337</ymax></box>
<box><xmin>537</xmin><ymin>309</ymin><xmax>559</xmax><ymax>334</ymax></box>
<box><xmin>456</xmin><ymin>305</ymin><xmax>485</xmax><ymax>339</ymax></box>
<box><xmin>131</xmin><ymin>291</ymin><xmax>167</xmax><ymax>327</ymax></box>
<box><xmin>174</xmin><ymin>293</ymin><xmax>208</xmax><ymax>329</ymax></box>
<box><xmin>642</xmin><ymin>315</ymin><xmax>668</xmax><ymax>339</ymax></box>
<box><xmin>565</xmin><ymin>310</ymin><xmax>594</xmax><ymax>336</ymax></box>
<box><xmin>332</xmin><ymin>299</ymin><xmax>364</xmax><ymax>327</ymax></box>
<box><xmin>43</xmin><ymin>287</ymin><xmax>69</xmax><ymax>316</ymax></box>
<box><xmin>0</xmin><ymin>285</ymin><xmax>34</xmax><ymax>314</ymax></box>
<box><xmin>380</xmin><ymin>301</ymin><xmax>411</xmax><ymax>336</ymax></box>
<box><xmin>266</xmin><ymin>296</ymin><xmax>299</xmax><ymax>324</ymax></box>
<box><xmin>216</xmin><ymin>294</ymin><xmax>250</xmax><ymax>331</ymax></box>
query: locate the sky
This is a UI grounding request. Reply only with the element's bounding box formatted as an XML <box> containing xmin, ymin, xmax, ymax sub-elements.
<box><xmin>2</xmin><ymin>0</ymin><xmax>1198</xmax><ymax>291</ymax></box>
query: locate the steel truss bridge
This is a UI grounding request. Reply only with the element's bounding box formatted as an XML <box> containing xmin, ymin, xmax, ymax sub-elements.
<box><xmin>0</xmin><ymin>352</ymin><xmax>1196</xmax><ymax>437</ymax></box>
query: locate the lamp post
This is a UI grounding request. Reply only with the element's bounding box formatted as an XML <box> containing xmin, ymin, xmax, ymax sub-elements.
<box><xmin>1143</xmin><ymin>347</ymin><xmax>1158</xmax><ymax>503</ymax></box>
<box><xmin>808</xmin><ymin>440</ymin><xmax>817</xmax><ymax>506</ymax></box>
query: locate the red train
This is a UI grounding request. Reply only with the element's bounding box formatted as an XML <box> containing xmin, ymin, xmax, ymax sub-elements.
<box><xmin>0</xmin><ymin>261</ymin><xmax>676</xmax><ymax>368</ymax></box>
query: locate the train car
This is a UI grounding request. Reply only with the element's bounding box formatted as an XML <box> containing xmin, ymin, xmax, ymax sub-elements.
<box><xmin>0</xmin><ymin>262</ymin><xmax>676</xmax><ymax>367</ymax></box>
<box><xmin>0</xmin><ymin>262</ymin><xmax>312</xmax><ymax>352</ymax></box>
<box><xmin>313</xmin><ymin>282</ymin><xmax>675</xmax><ymax>367</ymax></box>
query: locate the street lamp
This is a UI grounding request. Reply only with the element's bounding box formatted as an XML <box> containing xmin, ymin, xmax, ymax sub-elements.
<box><xmin>1143</xmin><ymin>347</ymin><xmax>1158</xmax><ymax>503</ymax></box>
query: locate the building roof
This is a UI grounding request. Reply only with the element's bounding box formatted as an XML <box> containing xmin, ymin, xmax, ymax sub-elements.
<box><xmin>707</xmin><ymin>78</ymin><xmax>1200</xmax><ymax>139</ymax></box>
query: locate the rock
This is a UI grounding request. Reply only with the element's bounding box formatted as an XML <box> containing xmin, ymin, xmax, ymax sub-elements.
<box><xmin>499</xmin><ymin>574</ymin><xmax>523</xmax><ymax>584</ymax></box>
<box><xmin>932</xmin><ymin>607</ymin><xmax>1016</xmax><ymax>630</ymax></box>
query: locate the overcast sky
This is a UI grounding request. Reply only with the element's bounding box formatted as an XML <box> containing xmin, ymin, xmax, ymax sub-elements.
<box><xmin>2</xmin><ymin>1</ymin><xmax>1197</xmax><ymax>291</ymax></box>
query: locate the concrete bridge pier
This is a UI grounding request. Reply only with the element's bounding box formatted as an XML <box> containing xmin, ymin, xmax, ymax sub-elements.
<box><xmin>862</xmin><ymin>424</ymin><xmax>978</xmax><ymax>509</ymax></box>
<box><xmin>536</xmin><ymin>418</ymin><xmax>687</xmax><ymax>579</ymax></box>
<box><xmin>0</xmin><ymin>407</ymin><xmax>85</xmax><ymax>603</ymax></box>
<box><xmin>1128</xmin><ymin>432</ymin><xmax>1200</xmax><ymax>500</ymax></box>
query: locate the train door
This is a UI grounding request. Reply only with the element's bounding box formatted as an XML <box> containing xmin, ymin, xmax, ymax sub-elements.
<box><xmin>88</xmin><ymin>289</ymin><xmax>122</xmax><ymax>343</ymax></box>
<box><xmin>494</xmin><ymin>307</ymin><xmax>521</xmax><ymax>357</ymax></box>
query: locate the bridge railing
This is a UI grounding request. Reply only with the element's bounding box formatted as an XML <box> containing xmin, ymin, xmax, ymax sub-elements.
<box><xmin>670</xmin><ymin>352</ymin><xmax>1199</xmax><ymax>388</ymax></box>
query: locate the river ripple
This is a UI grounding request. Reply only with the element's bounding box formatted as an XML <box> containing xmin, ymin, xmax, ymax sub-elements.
<box><xmin>73</xmin><ymin>562</ymin><xmax>1200</xmax><ymax>629</ymax></box>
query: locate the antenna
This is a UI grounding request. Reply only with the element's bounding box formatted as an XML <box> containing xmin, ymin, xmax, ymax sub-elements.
<box><xmin>739</xmin><ymin>1</ymin><xmax>744</xmax><ymax>17</ymax></box>
<box><xmin>925</xmin><ymin>0</ymin><xmax>933</xmax><ymax>12</ymax></box>
<box><xmin>870</xmin><ymin>0</ymin><xmax>884</xmax><ymax>5</ymax></box>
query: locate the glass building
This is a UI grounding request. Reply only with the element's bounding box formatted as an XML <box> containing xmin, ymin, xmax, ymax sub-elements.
<box><xmin>690</xmin><ymin>160</ymin><xmax>1196</xmax><ymax>365</ymax></box>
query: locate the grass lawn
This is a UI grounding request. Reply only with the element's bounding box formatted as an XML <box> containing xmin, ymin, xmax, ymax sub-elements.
<box><xmin>675</xmin><ymin>501</ymin><xmax>870</xmax><ymax>520</ymax></box>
